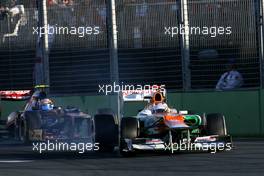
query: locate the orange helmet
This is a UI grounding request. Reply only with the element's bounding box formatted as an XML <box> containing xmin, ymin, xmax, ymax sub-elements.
<box><xmin>152</xmin><ymin>92</ymin><xmax>165</xmax><ymax>105</ymax></box>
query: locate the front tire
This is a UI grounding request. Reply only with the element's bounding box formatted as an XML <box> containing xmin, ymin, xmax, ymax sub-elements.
<box><xmin>205</xmin><ymin>113</ymin><xmax>227</xmax><ymax>136</ymax></box>
<box><xmin>18</xmin><ymin>120</ymin><xmax>29</xmax><ymax>144</ymax></box>
<box><xmin>18</xmin><ymin>111</ymin><xmax>42</xmax><ymax>144</ymax></box>
<box><xmin>120</xmin><ymin>117</ymin><xmax>139</xmax><ymax>157</ymax></box>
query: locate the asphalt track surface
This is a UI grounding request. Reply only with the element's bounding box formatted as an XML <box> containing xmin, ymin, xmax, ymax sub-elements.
<box><xmin>0</xmin><ymin>139</ymin><xmax>263</xmax><ymax>176</ymax></box>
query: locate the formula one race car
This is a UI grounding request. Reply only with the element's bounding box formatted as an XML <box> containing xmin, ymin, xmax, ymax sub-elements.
<box><xmin>118</xmin><ymin>88</ymin><xmax>232</xmax><ymax>156</ymax></box>
<box><xmin>5</xmin><ymin>86</ymin><xmax>93</xmax><ymax>144</ymax></box>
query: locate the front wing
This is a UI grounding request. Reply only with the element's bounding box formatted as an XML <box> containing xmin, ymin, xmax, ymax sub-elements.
<box><xmin>121</xmin><ymin>135</ymin><xmax>232</xmax><ymax>153</ymax></box>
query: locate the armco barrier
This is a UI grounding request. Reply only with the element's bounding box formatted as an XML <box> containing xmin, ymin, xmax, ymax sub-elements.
<box><xmin>0</xmin><ymin>90</ymin><xmax>263</xmax><ymax>136</ymax></box>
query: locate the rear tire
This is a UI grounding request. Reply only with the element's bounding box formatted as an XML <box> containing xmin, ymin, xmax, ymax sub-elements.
<box><xmin>205</xmin><ymin>113</ymin><xmax>227</xmax><ymax>136</ymax></box>
<box><xmin>94</xmin><ymin>112</ymin><xmax>118</xmax><ymax>152</ymax></box>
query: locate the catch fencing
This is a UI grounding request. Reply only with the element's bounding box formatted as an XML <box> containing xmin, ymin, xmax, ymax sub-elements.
<box><xmin>0</xmin><ymin>0</ymin><xmax>262</xmax><ymax>94</ymax></box>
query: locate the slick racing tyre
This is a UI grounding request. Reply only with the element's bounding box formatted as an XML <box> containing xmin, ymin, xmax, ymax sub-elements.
<box><xmin>24</xmin><ymin>111</ymin><xmax>42</xmax><ymax>129</ymax></box>
<box><xmin>94</xmin><ymin>110</ymin><xmax>118</xmax><ymax>152</ymax></box>
<box><xmin>121</xmin><ymin>117</ymin><xmax>139</xmax><ymax>139</ymax></box>
<box><xmin>120</xmin><ymin>117</ymin><xmax>139</xmax><ymax>157</ymax></box>
<box><xmin>18</xmin><ymin>119</ymin><xmax>29</xmax><ymax>144</ymax></box>
<box><xmin>19</xmin><ymin>111</ymin><xmax>42</xmax><ymax>144</ymax></box>
<box><xmin>205</xmin><ymin>113</ymin><xmax>227</xmax><ymax>136</ymax></box>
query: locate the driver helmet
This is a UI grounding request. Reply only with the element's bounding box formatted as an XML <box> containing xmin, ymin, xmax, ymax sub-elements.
<box><xmin>152</xmin><ymin>103</ymin><xmax>168</xmax><ymax>114</ymax></box>
<box><xmin>40</xmin><ymin>98</ymin><xmax>54</xmax><ymax>111</ymax></box>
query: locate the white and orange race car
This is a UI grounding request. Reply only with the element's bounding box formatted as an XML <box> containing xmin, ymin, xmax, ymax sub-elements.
<box><xmin>118</xmin><ymin>89</ymin><xmax>232</xmax><ymax>156</ymax></box>
<box><xmin>96</xmin><ymin>88</ymin><xmax>232</xmax><ymax>156</ymax></box>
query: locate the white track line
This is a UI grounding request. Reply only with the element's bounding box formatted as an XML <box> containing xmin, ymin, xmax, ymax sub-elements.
<box><xmin>0</xmin><ymin>160</ymin><xmax>34</xmax><ymax>163</ymax></box>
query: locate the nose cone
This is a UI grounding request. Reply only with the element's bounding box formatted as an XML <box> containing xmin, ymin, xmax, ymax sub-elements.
<box><xmin>164</xmin><ymin>115</ymin><xmax>190</xmax><ymax>129</ymax></box>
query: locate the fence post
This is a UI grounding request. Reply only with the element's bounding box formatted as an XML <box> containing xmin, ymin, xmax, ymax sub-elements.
<box><xmin>179</xmin><ymin>0</ymin><xmax>191</xmax><ymax>90</ymax></box>
<box><xmin>35</xmin><ymin>0</ymin><xmax>50</xmax><ymax>92</ymax></box>
<box><xmin>258</xmin><ymin>0</ymin><xmax>264</xmax><ymax>135</ymax></box>
<box><xmin>259</xmin><ymin>0</ymin><xmax>264</xmax><ymax>89</ymax></box>
<box><xmin>107</xmin><ymin>0</ymin><xmax>121</xmax><ymax>118</ymax></box>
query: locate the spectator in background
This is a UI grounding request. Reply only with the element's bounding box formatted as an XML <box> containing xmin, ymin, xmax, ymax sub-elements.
<box><xmin>48</xmin><ymin>0</ymin><xmax>59</xmax><ymax>6</ymax></box>
<box><xmin>133</xmin><ymin>0</ymin><xmax>149</xmax><ymax>48</ymax></box>
<box><xmin>96</xmin><ymin>0</ymin><xmax>107</xmax><ymax>25</ymax></box>
<box><xmin>78</xmin><ymin>0</ymin><xmax>104</xmax><ymax>29</ymax></box>
<box><xmin>0</xmin><ymin>4</ymin><xmax>8</xmax><ymax>20</ymax></box>
<box><xmin>61</xmin><ymin>0</ymin><xmax>74</xmax><ymax>6</ymax></box>
<box><xmin>58</xmin><ymin>0</ymin><xmax>76</xmax><ymax>26</ymax></box>
<box><xmin>0</xmin><ymin>0</ymin><xmax>10</xmax><ymax>17</ymax></box>
<box><xmin>135</xmin><ymin>0</ymin><xmax>148</xmax><ymax>17</ymax></box>
<box><xmin>9</xmin><ymin>0</ymin><xmax>17</xmax><ymax>7</ymax></box>
<box><xmin>215</xmin><ymin>59</ymin><xmax>244</xmax><ymax>91</ymax></box>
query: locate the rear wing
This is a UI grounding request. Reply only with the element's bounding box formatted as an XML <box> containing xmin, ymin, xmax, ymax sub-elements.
<box><xmin>122</xmin><ymin>86</ymin><xmax>166</xmax><ymax>102</ymax></box>
<box><xmin>0</xmin><ymin>85</ymin><xmax>49</xmax><ymax>101</ymax></box>
<box><xmin>0</xmin><ymin>90</ymin><xmax>31</xmax><ymax>100</ymax></box>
